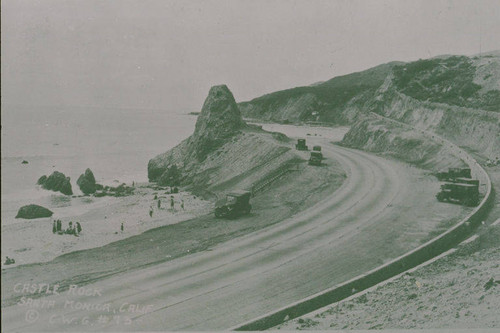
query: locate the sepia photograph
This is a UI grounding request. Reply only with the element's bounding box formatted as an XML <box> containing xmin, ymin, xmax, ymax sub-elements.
<box><xmin>1</xmin><ymin>0</ymin><xmax>500</xmax><ymax>332</ymax></box>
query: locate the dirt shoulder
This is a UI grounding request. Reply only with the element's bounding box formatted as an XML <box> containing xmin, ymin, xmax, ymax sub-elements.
<box><xmin>1</xmin><ymin>144</ymin><xmax>345</xmax><ymax>307</ymax></box>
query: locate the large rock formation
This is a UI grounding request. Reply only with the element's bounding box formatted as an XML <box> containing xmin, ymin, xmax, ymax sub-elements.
<box><xmin>16</xmin><ymin>204</ymin><xmax>53</xmax><ymax>219</ymax></box>
<box><xmin>77</xmin><ymin>168</ymin><xmax>97</xmax><ymax>194</ymax></box>
<box><xmin>148</xmin><ymin>85</ymin><xmax>246</xmax><ymax>182</ymax></box>
<box><xmin>188</xmin><ymin>85</ymin><xmax>246</xmax><ymax>160</ymax></box>
<box><xmin>37</xmin><ymin>171</ymin><xmax>73</xmax><ymax>195</ymax></box>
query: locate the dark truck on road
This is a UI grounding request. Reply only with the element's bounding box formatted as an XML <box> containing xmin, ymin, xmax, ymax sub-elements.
<box><xmin>454</xmin><ymin>177</ymin><xmax>480</xmax><ymax>186</ymax></box>
<box><xmin>309</xmin><ymin>151</ymin><xmax>323</xmax><ymax>166</ymax></box>
<box><xmin>295</xmin><ymin>139</ymin><xmax>308</xmax><ymax>151</ymax></box>
<box><xmin>215</xmin><ymin>190</ymin><xmax>252</xmax><ymax>218</ymax></box>
<box><xmin>436</xmin><ymin>167</ymin><xmax>472</xmax><ymax>181</ymax></box>
<box><xmin>436</xmin><ymin>182</ymin><xmax>479</xmax><ymax>207</ymax></box>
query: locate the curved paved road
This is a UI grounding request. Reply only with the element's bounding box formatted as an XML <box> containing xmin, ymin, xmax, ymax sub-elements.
<box><xmin>3</xmin><ymin>139</ymin><xmax>418</xmax><ymax>332</ymax></box>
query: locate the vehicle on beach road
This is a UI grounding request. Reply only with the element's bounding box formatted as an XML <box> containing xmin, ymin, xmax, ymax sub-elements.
<box><xmin>295</xmin><ymin>139</ymin><xmax>308</xmax><ymax>151</ymax></box>
<box><xmin>436</xmin><ymin>167</ymin><xmax>471</xmax><ymax>181</ymax></box>
<box><xmin>436</xmin><ymin>182</ymin><xmax>479</xmax><ymax>207</ymax></box>
<box><xmin>215</xmin><ymin>190</ymin><xmax>252</xmax><ymax>218</ymax></box>
<box><xmin>309</xmin><ymin>151</ymin><xmax>323</xmax><ymax>166</ymax></box>
<box><xmin>454</xmin><ymin>177</ymin><xmax>480</xmax><ymax>186</ymax></box>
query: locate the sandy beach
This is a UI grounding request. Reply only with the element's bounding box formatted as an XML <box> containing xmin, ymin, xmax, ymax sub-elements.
<box><xmin>1</xmin><ymin>184</ymin><xmax>211</xmax><ymax>268</ymax></box>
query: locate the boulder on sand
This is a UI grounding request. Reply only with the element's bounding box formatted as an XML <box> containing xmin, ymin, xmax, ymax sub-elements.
<box><xmin>16</xmin><ymin>204</ymin><xmax>53</xmax><ymax>219</ymax></box>
<box><xmin>37</xmin><ymin>175</ymin><xmax>48</xmax><ymax>185</ymax></box>
<box><xmin>38</xmin><ymin>171</ymin><xmax>73</xmax><ymax>195</ymax></box>
<box><xmin>77</xmin><ymin>168</ymin><xmax>97</xmax><ymax>194</ymax></box>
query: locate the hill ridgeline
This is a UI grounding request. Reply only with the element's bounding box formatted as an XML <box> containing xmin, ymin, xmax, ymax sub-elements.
<box><xmin>239</xmin><ymin>52</ymin><xmax>500</xmax><ymax>160</ymax></box>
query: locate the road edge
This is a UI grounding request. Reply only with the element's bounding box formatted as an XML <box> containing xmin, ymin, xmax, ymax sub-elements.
<box><xmin>230</xmin><ymin>119</ymin><xmax>493</xmax><ymax>331</ymax></box>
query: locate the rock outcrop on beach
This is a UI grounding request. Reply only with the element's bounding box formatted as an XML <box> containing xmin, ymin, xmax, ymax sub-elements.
<box><xmin>189</xmin><ymin>85</ymin><xmax>246</xmax><ymax>160</ymax></box>
<box><xmin>77</xmin><ymin>168</ymin><xmax>97</xmax><ymax>194</ymax></box>
<box><xmin>148</xmin><ymin>84</ymin><xmax>303</xmax><ymax>195</ymax></box>
<box><xmin>148</xmin><ymin>85</ymin><xmax>246</xmax><ymax>182</ymax></box>
<box><xmin>37</xmin><ymin>171</ymin><xmax>73</xmax><ymax>195</ymax></box>
<box><xmin>37</xmin><ymin>175</ymin><xmax>47</xmax><ymax>185</ymax></box>
<box><xmin>16</xmin><ymin>204</ymin><xmax>53</xmax><ymax>219</ymax></box>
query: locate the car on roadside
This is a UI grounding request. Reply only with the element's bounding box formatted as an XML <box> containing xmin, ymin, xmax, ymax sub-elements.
<box><xmin>214</xmin><ymin>190</ymin><xmax>252</xmax><ymax>218</ymax></box>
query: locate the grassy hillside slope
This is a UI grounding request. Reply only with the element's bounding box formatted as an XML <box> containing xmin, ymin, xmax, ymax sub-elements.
<box><xmin>239</xmin><ymin>62</ymin><xmax>400</xmax><ymax>124</ymax></box>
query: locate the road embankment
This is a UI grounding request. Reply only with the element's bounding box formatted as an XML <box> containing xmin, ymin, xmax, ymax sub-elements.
<box><xmin>233</xmin><ymin>116</ymin><xmax>493</xmax><ymax>331</ymax></box>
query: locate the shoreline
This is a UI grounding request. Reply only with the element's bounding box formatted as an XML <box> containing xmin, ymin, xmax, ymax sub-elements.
<box><xmin>1</xmin><ymin>184</ymin><xmax>211</xmax><ymax>268</ymax></box>
<box><xmin>1</xmin><ymin>122</ymin><xmax>347</xmax><ymax>270</ymax></box>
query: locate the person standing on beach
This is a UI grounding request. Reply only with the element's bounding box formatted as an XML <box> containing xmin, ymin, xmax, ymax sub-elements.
<box><xmin>68</xmin><ymin>222</ymin><xmax>76</xmax><ymax>235</ymax></box>
<box><xmin>149</xmin><ymin>206</ymin><xmax>153</xmax><ymax>218</ymax></box>
<box><xmin>52</xmin><ymin>221</ymin><xmax>57</xmax><ymax>233</ymax></box>
<box><xmin>121</xmin><ymin>222</ymin><xmax>124</xmax><ymax>232</ymax></box>
<box><xmin>170</xmin><ymin>196</ymin><xmax>175</xmax><ymax>211</ymax></box>
<box><xmin>181</xmin><ymin>199</ymin><xmax>185</xmax><ymax>211</ymax></box>
<box><xmin>158</xmin><ymin>199</ymin><xmax>161</xmax><ymax>210</ymax></box>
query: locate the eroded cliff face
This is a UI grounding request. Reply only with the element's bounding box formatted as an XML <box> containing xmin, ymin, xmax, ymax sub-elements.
<box><xmin>372</xmin><ymin>90</ymin><xmax>500</xmax><ymax>160</ymax></box>
<box><xmin>363</xmin><ymin>53</ymin><xmax>500</xmax><ymax>160</ymax></box>
<box><xmin>341</xmin><ymin>117</ymin><xmax>465</xmax><ymax>172</ymax></box>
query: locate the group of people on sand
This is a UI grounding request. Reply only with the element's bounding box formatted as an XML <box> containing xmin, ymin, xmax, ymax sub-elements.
<box><xmin>52</xmin><ymin>219</ymin><xmax>82</xmax><ymax>236</ymax></box>
<box><xmin>4</xmin><ymin>256</ymin><xmax>16</xmax><ymax>265</ymax></box>
<box><xmin>149</xmin><ymin>195</ymin><xmax>185</xmax><ymax>218</ymax></box>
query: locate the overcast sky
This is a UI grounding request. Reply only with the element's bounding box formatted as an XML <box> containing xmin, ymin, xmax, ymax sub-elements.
<box><xmin>2</xmin><ymin>0</ymin><xmax>500</xmax><ymax>112</ymax></box>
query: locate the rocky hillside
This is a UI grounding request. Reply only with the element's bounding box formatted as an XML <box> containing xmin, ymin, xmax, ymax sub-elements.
<box><xmin>340</xmin><ymin>116</ymin><xmax>465</xmax><ymax>172</ymax></box>
<box><xmin>240</xmin><ymin>51</ymin><xmax>500</xmax><ymax>160</ymax></box>
<box><xmin>148</xmin><ymin>85</ymin><xmax>301</xmax><ymax>196</ymax></box>
<box><xmin>390</xmin><ymin>53</ymin><xmax>500</xmax><ymax>111</ymax></box>
<box><xmin>239</xmin><ymin>62</ymin><xmax>401</xmax><ymax>124</ymax></box>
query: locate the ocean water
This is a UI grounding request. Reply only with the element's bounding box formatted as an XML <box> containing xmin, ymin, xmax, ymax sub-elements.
<box><xmin>1</xmin><ymin>105</ymin><xmax>197</xmax><ymax>225</ymax></box>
